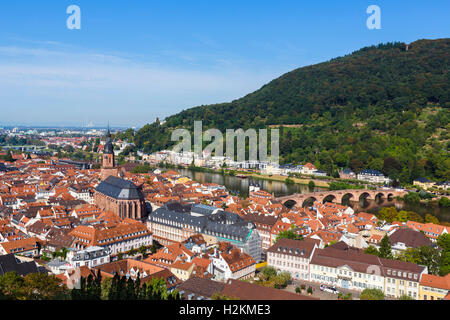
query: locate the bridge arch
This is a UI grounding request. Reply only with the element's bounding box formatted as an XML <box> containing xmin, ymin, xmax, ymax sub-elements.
<box><xmin>283</xmin><ymin>199</ymin><xmax>298</xmax><ymax>209</ymax></box>
<box><xmin>277</xmin><ymin>189</ymin><xmax>406</xmax><ymax>208</ymax></box>
<box><xmin>359</xmin><ymin>192</ymin><xmax>373</xmax><ymax>202</ymax></box>
<box><xmin>322</xmin><ymin>194</ymin><xmax>337</xmax><ymax>204</ymax></box>
<box><xmin>340</xmin><ymin>193</ymin><xmax>355</xmax><ymax>205</ymax></box>
<box><xmin>374</xmin><ymin>192</ymin><xmax>385</xmax><ymax>204</ymax></box>
<box><xmin>302</xmin><ymin>197</ymin><xmax>317</xmax><ymax>208</ymax></box>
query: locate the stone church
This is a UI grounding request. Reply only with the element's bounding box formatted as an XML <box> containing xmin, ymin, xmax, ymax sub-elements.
<box><xmin>94</xmin><ymin>128</ymin><xmax>148</xmax><ymax>221</ymax></box>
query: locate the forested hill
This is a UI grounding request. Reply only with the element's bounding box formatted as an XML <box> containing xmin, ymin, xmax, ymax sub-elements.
<box><xmin>131</xmin><ymin>39</ymin><xmax>450</xmax><ymax>184</ymax></box>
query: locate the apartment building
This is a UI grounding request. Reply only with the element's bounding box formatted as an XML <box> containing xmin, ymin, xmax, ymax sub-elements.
<box><xmin>309</xmin><ymin>244</ymin><xmax>427</xmax><ymax>299</ymax></box>
<box><xmin>267</xmin><ymin>238</ymin><xmax>318</xmax><ymax>281</ymax></box>
<box><xmin>419</xmin><ymin>274</ymin><xmax>450</xmax><ymax>300</ymax></box>
<box><xmin>69</xmin><ymin>222</ymin><xmax>153</xmax><ymax>255</ymax></box>
<box><xmin>66</xmin><ymin>246</ymin><xmax>111</xmax><ymax>269</ymax></box>
<box><xmin>147</xmin><ymin>203</ymin><xmax>262</xmax><ymax>262</ymax></box>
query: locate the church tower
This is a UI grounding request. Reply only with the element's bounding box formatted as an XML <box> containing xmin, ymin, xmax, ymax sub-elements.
<box><xmin>100</xmin><ymin>126</ymin><xmax>119</xmax><ymax>181</ymax></box>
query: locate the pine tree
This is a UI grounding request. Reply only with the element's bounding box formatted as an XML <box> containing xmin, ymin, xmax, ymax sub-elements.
<box><xmin>108</xmin><ymin>273</ymin><xmax>120</xmax><ymax>300</ymax></box>
<box><xmin>94</xmin><ymin>269</ymin><xmax>102</xmax><ymax>300</ymax></box>
<box><xmin>126</xmin><ymin>277</ymin><xmax>136</xmax><ymax>300</ymax></box>
<box><xmin>135</xmin><ymin>273</ymin><xmax>141</xmax><ymax>300</ymax></box>
<box><xmin>378</xmin><ymin>235</ymin><xmax>393</xmax><ymax>259</ymax></box>
<box><xmin>86</xmin><ymin>274</ymin><xmax>94</xmax><ymax>300</ymax></box>
<box><xmin>118</xmin><ymin>276</ymin><xmax>128</xmax><ymax>300</ymax></box>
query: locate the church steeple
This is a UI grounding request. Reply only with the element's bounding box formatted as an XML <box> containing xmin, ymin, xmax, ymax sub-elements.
<box><xmin>100</xmin><ymin>123</ymin><xmax>118</xmax><ymax>180</ymax></box>
<box><xmin>104</xmin><ymin>123</ymin><xmax>114</xmax><ymax>155</ymax></box>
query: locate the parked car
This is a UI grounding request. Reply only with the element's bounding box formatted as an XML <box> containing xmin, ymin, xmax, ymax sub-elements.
<box><xmin>320</xmin><ymin>284</ymin><xmax>339</xmax><ymax>294</ymax></box>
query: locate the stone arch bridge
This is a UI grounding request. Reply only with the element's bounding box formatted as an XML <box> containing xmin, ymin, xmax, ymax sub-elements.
<box><xmin>276</xmin><ymin>189</ymin><xmax>407</xmax><ymax>208</ymax></box>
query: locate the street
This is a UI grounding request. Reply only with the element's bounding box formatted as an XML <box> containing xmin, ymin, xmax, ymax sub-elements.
<box><xmin>284</xmin><ymin>280</ymin><xmax>362</xmax><ymax>300</ymax></box>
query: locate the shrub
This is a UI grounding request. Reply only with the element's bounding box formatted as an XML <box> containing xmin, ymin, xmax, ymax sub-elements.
<box><xmin>360</xmin><ymin>288</ymin><xmax>384</xmax><ymax>300</ymax></box>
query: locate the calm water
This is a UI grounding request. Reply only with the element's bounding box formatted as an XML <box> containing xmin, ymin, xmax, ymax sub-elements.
<box><xmin>178</xmin><ymin>168</ymin><xmax>327</xmax><ymax>197</ymax></box>
<box><xmin>179</xmin><ymin>169</ymin><xmax>450</xmax><ymax>222</ymax></box>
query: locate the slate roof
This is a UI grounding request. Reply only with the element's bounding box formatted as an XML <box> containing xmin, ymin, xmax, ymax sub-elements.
<box><xmin>177</xmin><ymin>276</ymin><xmax>225</xmax><ymax>299</ymax></box>
<box><xmin>359</xmin><ymin>169</ymin><xmax>385</xmax><ymax>176</ymax></box>
<box><xmin>0</xmin><ymin>254</ymin><xmax>42</xmax><ymax>276</ymax></box>
<box><xmin>414</xmin><ymin>177</ymin><xmax>433</xmax><ymax>183</ymax></box>
<box><xmin>0</xmin><ymin>163</ymin><xmax>18</xmax><ymax>172</ymax></box>
<box><xmin>311</xmin><ymin>246</ymin><xmax>426</xmax><ymax>281</ymax></box>
<box><xmin>191</xmin><ymin>204</ymin><xmax>218</xmax><ymax>216</ymax></box>
<box><xmin>241</xmin><ymin>213</ymin><xmax>278</xmax><ymax>227</ymax></box>
<box><xmin>95</xmin><ymin>176</ymin><xmax>143</xmax><ymax>200</ymax></box>
<box><xmin>389</xmin><ymin>228</ymin><xmax>433</xmax><ymax>248</ymax></box>
<box><xmin>149</xmin><ymin>205</ymin><xmax>254</xmax><ymax>241</ymax></box>
<box><xmin>103</xmin><ymin>129</ymin><xmax>114</xmax><ymax>155</ymax></box>
<box><xmin>268</xmin><ymin>238</ymin><xmax>317</xmax><ymax>258</ymax></box>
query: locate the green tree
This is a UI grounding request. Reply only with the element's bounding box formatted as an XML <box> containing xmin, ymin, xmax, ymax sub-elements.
<box><xmin>23</xmin><ymin>272</ymin><xmax>68</xmax><ymax>300</ymax></box>
<box><xmin>360</xmin><ymin>288</ymin><xmax>384</xmax><ymax>300</ymax></box>
<box><xmin>101</xmin><ymin>277</ymin><xmax>113</xmax><ymax>300</ymax></box>
<box><xmin>0</xmin><ymin>272</ymin><xmax>25</xmax><ymax>300</ymax></box>
<box><xmin>275</xmin><ymin>227</ymin><xmax>304</xmax><ymax>242</ymax></box>
<box><xmin>364</xmin><ymin>246</ymin><xmax>379</xmax><ymax>256</ymax></box>
<box><xmin>378</xmin><ymin>235</ymin><xmax>393</xmax><ymax>259</ymax></box>
<box><xmin>260</xmin><ymin>266</ymin><xmax>277</xmax><ymax>282</ymax></box>
<box><xmin>403</xmin><ymin>192</ymin><xmax>421</xmax><ymax>203</ymax></box>
<box><xmin>438</xmin><ymin>197</ymin><xmax>450</xmax><ymax>207</ymax></box>
<box><xmin>396</xmin><ymin>248</ymin><xmax>421</xmax><ymax>264</ymax></box>
<box><xmin>108</xmin><ymin>273</ymin><xmax>120</xmax><ymax>300</ymax></box>
<box><xmin>425</xmin><ymin>214</ymin><xmax>439</xmax><ymax>224</ymax></box>
<box><xmin>418</xmin><ymin>246</ymin><xmax>441</xmax><ymax>275</ymax></box>
<box><xmin>377</xmin><ymin>207</ymin><xmax>398</xmax><ymax>223</ymax></box>
<box><xmin>138</xmin><ymin>245</ymin><xmax>148</xmax><ymax>257</ymax></box>
<box><xmin>437</xmin><ymin>234</ymin><xmax>450</xmax><ymax>253</ymax></box>
<box><xmin>273</xmin><ymin>271</ymin><xmax>291</xmax><ymax>289</ymax></box>
<box><xmin>150</xmin><ymin>243</ymin><xmax>159</xmax><ymax>254</ymax></box>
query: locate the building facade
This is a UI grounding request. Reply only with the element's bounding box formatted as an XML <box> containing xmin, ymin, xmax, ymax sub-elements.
<box><xmin>148</xmin><ymin>203</ymin><xmax>262</xmax><ymax>262</ymax></box>
<box><xmin>267</xmin><ymin>238</ymin><xmax>317</xmax><ymax>281</ymax></box>
<box><xmin>95</xmin><ymin>176</ymin><xmax>148</xmax><ymax>221</ymax></box>
<box><xmin>309</xmin><ymin>245</ymin><xmax>427</xmax><ymax>299</ymax></box>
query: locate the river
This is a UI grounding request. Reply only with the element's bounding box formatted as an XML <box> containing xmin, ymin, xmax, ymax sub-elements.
<box><xmin>178</xmin><ymin>168</ymin><xmax>450</xmax><ymax>222</ymax></box>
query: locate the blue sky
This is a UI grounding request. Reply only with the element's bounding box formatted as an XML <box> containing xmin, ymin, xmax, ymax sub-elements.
<box><xmin>0</xmin><ymin>0</ymin><xmax>449</xmax><ymax>127</ymax></box>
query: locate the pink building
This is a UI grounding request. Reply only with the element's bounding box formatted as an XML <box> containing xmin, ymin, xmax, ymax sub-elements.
<box><xmin>267</xmin><ymin>238</ymin><xmax>318</xmax><ymax>281</ymax></box>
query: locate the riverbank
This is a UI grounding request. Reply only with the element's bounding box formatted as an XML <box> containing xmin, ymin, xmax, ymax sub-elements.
<box><xmin>180</xmin><ymin>165</ymin><xmax>331</xmax><ymax>189</ymax></box>
<box><xmin>237</xmin><ymin>172</ymin><xmax>330</xmax><ymax>188</ymax></box>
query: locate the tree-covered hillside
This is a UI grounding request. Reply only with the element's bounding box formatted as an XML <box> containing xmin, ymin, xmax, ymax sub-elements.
<box><xmin>133</xmin><ymin>39</ymin><xmax>450</xmax><ymax>184</ymax></box>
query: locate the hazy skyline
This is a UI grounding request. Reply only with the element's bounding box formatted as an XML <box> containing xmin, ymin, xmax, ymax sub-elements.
<box><xmin>0</xmin><ymin>0</ymin><xmax>449</xmax><ymax>127</ymax></box>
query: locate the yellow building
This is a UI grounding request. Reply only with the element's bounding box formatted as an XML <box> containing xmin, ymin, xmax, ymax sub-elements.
<box><xmin>413</xmin><ymin>178</ymin><xmax>435</xmax><ymax>190</ymax></box>
<box><xmin>175</xmin><ymin>176</ymin><xmax>190</xmax><ymax>185</ymax></box>
<box><xmin>419</xmin><ymin>274</ymin><xmax>450</xmax><ymax>300</ymax></box>
<box><xmin>170</xmin><ymin>261</ymin><xmax>195</xmax><ymax>281</ymax></box>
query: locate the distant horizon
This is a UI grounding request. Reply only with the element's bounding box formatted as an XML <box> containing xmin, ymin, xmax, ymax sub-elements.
<box><xmin>0</xmin><ymin>124</ymin><xmax>135</xmax><ymax>130</ymax></box>
<box><xmin>1</xmin><ymin>37</ymin><xmax>448</xmax><ymax>129</ymax></box>
<box><xmin>1</xmin><ymin>1</ymin><xmax>449</xmax><ymax>127</ymax></box>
